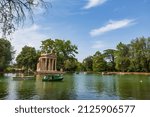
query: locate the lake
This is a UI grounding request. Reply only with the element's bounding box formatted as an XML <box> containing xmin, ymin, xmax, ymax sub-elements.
<box><xmin>0</xmin><ymin>73</ymin><xmax>150</xmax><ymax>100</ymax></box>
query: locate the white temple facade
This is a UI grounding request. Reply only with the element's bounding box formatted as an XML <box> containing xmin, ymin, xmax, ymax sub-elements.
<box><xmin>36</xmin><ymin>53</ymin><xmax>57</xmax><ymax>72</ymax></box>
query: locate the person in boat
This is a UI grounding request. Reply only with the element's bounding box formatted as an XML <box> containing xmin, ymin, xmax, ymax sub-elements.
<box><xmin>52</xmin><ymin>75</ymin><xmax>54</xmax><ymax>80</ymax></box>
<box><xmin>43</xmin><ymin>76</ymin><xmax>47</xmax><ymax>80</ymax></box>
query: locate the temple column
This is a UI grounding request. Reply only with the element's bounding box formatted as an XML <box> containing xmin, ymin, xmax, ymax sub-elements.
<box><xmin>43</xmin><ymin>58</ymin><xmax>44</xmax><ymax>70</ymax></box>
<box><xmin>53</xmin><ymin>59</ymin><xmax>55</xmax><ymax>71</ymax></box>
<box><xmin>52</xmin><ymin>59</ymin><xmax>54</xmax><ymax>71</ymax></box>
<box><xmin>44</xmin><ymin>58</ymin><xmax>45</xmax><ymax>70</ymax></box>
<box><xmin>42</xmin><ymin>58</ymin><xmax>44</xmax><ymax>70</ymax></box>
<box><xmin>54</xmin><ymin>59</ymin><xmax>57</xmax><ymax>71</ymax></box>
<box><xmin>51</xmin><ymin>59</ymin><xmax>52</xmax><ymax>71</ymax></box>
<box><xmin>48</xmin><ymin>59</ymin><xmax>50</xmax><ymax>71</ymax></box>
<box><xmin>38</xmin><ymin>58</ymin><xmax>41</xmax><ymax>71</ymax></box>
<box><xmin>41</xmin><ymin>58</ymin><xmax>43</xmax><ymax>70</ymax></box>
<box><xmin>50</xmin><ymin>59</ymin><xmax>52</xmax><ymax>71</ymax></box>
<box><xmin>40</xmin><ymin>58</ymin><xmax>42</xmax><ymax>70</ymax></box>
<box><xmin>36</xmin><ymin>53</ymin><xmax>58</xmax><ymax>72</ymax></box>
<box><xmin>45</xmin><ymin>58</ymin><xmax>47</xmax><ymax>70</ymax></box>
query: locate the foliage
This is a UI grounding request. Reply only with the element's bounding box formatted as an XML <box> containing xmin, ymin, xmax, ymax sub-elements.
<box><xmin>76</xmin><ymin>62</ymin><xmax>84</xmax><ymax>72</ymax></box>
<box><xmin>16</xmin><ymin>45</ymin><xmax>39</xmax><ymax>71</ymax></box>
<box><xmin>82</xmin><ymin>37</ymin><xmax>150</xmax><ymax>72</ymax></box>
<box><xmin>0</xmin><ymin>38</ymin><xmax>14</xmax><ymax>72</ymax></box>
<box><xmin>92</xmin><ymin>51</ymin><xmax>107</xmax><ymax>72</ymax></box>
<box><xmin>2</xmin><ymin>36</ymin><xmax>149</xmax><ymax>73</ymax></box>
<box><xmin>82</xmin><ymin>56</ymin><xmax>93</xmax><ymax>71</ymax></box>
<box><xmin>103</xmin><ymin>49</ymin><xmax>116</xmax><ymax>71</ymax></box>
<box><xmin>129</xmin><ymin>37</ymin><xmax>150</xmax><ymax>72</ymax></box>
<box><xmin>115</xmin><ymin>42</ymin><xmax>130</xmax><ymax>72</ymax></box>
<box><xmin>4</xmin><ymin>65</ymin><xmax>15</xmax><ymax>73</ymax></box>
<box><xmin>40</xmin><ymin>39</ymin><xmax>78</xmax><ymax>70</ymax></box>
<box><xmin>64</xmin><ymin>59</ymin><xmax>78</xmax><ymax>72</ymax></box>
<box><xmin>0</xmin><ymin>0</ymin><xmax>48</xmax><ymax>36</ymax></box>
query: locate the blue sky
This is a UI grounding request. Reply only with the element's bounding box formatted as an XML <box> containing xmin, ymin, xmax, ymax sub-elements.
<box><xmin>10</xmin><ymin>0</ymin><xmax>150</xmax><ymax>61</ymax></box>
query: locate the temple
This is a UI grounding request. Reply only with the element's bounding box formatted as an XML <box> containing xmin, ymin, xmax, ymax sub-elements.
<box><xmin>36</xmin><ymin>53</ymin><xmax>63</xmax><ymax>74</ymax></box>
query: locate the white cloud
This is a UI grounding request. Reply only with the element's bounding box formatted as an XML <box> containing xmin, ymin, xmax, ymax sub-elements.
<box><xmin>91</xmin><ymin>41</ymin><xmax>106</xmax><ymax>49</ymax></box>
<box><xmin>91</xmin><ymin>41</ymin><xmax>115</xmax><ymax>50</ymax></box>
<box><xmin>11</xmin><ymin>24</ymin><xmax>49</xmax><ymax>57</ymax></box>
<box><xmin>90</xmin><ymin>19</ymin><xmax>135</xmax><ymax>36</ymax></box>
<box><xmin>84</xmin><ymin>0</ymin><xmax>107</xmax><ymax>9</ymax></box>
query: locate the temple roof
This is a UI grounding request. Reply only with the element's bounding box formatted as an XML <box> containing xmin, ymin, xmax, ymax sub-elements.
<box><xmin>40</xmin><ymin>53</ymin><xmax>57</xmax><ymax>58</ymax></box>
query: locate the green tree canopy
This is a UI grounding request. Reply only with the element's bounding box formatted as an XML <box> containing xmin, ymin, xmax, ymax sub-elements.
<box><xmin>76</xmin><ymin>62</ymin><xmax>84</xmax><ymax>72</ymax></box>
<box><xmin>115</xmin><ymin>42</ymin><xmax>130</xmax><ymax>72</ymax></box>
<box><xmin>40</xmin><ymin>39</ymin><xmax>78</xmax><ymax>70</ymax></box>
<box><xmin>82</xmin><ymin>36</ymin><xmax>150</xmax><ymax>72</ymax></box>
<box><xmin>82</xmin><ymin>56</ymin><xmax>93</xmax><ymax>71</ymax></box>
<box><xmin>92</xmin><ymin>51</ymin><xmax>106</xmax><ymax>72</ymax></box>
<box><xmin>114</xmin><ymin>37</ymin><xmax>150</xmax><ymax>72</ymax></box>
<box><xmin>64</xmin><ymin>59</ymin><xmax>78</xmax><ymax>72</ymax></box>
<box><xmin>0</xmin><ymin>38</ymin><xmax>13</xmax><ymax>72</ymax></box>
<box><xmin>16</xmin><ymin>45</ymin><xmax>39</xmax><ymax>70</ymax></box>
<box><xmin>129</xmin><ymin>37</ymin><xmax>150</xmax><ymax>72</ymax></box>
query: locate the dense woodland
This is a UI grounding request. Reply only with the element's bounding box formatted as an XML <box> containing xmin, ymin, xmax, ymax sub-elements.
<box><xmin>0</xmin><ymin>37</ymin><xmax>150</xmax><ymax>73</ymax></box>
<box><xmin>83</xmin><ymin>37</ymin><xmax>150</xmax><ymax>72</ymax></box>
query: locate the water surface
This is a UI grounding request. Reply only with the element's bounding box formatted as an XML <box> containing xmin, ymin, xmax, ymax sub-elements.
<box><xmin>0</xmin><ymin>73</ymin><xmax>150</xmax><ymax>100</ymax></box>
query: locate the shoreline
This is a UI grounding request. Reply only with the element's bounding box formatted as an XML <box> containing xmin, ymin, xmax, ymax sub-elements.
<box><xmin>1</xmin><ymin>71</ymin><xmax>150</xmax><ymax>75</ymax></box>
<box><xmin>102</xmin><ymin>72</ymin><xmax>150</xmax><ymax>75</ymax></box>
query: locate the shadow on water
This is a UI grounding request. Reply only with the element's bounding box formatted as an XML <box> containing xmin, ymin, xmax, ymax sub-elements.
<box><xmin>0</xmin><ymin>74</ymin><xmax>9</xmax><ymax>99</ymax></box>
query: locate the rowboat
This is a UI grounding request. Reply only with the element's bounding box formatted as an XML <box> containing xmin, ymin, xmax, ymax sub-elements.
<box><xmin>42</xmin><ymin>74</ymin><xmax>63</xmax><ymax>81</ymax></box>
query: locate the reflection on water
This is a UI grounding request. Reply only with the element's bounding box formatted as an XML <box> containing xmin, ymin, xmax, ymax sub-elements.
<box><xmin>0</xmin><ymin>74</ymin><xmax>8</xmax><ymax>99</ymax></box>
<box><xmin>0</xmin><ymin>73</ymin><xmax>150</xmax><ymax>100</ymax></box>
<box><xmin>116</xmin><ymin>75</ymin><xmax>150</xmax><ymax>99</ymax></box>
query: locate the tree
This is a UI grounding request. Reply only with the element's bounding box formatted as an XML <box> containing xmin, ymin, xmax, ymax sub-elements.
<box><xmin>82</xmin><ymin>37</ymin><xmax>150</xmax><ymax>72</ymax></box>
<box><xmin>40</xmin><ymin>39</ymin><xmax>78</xmax><ymax>70</ymax></box>
<box><xmin>129</xmin><ymin>37</ymin><xmax>150</xmax><ymax>72</ymax></box>
<box><xmin>0</xmin><ymin>38</ymin><xmax>14</xmax><ymax>72</ymax></box>
<box><xmin>0</xmin><ymin>0</ymin><xmax>48</xmax><ymax>36</ymax></box>
<box><xmin>16</xmin><ymin>45</ymin><xmax>39</xmax><ymax>71</ymax></box>
<box><xmin>76</xmin><ymin>62</ymin><xmax>84</xmax><ymax>72</ymax></box>
<box><xmin>115</xmin><ymin>42</ymin><xmax>130</xmax><ymax>72</ymax></box>
<box><xmin>92</xmin><ymin>51</ymin><xmax>106</xmax><ymax>72</ymax></box>
<box><xmin>103</xmin><ymin>49</ymin><xmax>116</xmax><ymax>71</ymax></box>
<box><xmin>82</xmin><ymin>56</ymin><xmax>93</xmax><ymax>71</ymax></box>
<box><xmin>64</xmin><ymin>59</ymin><xmax>78</xmax><ymax>72</ymax></box>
